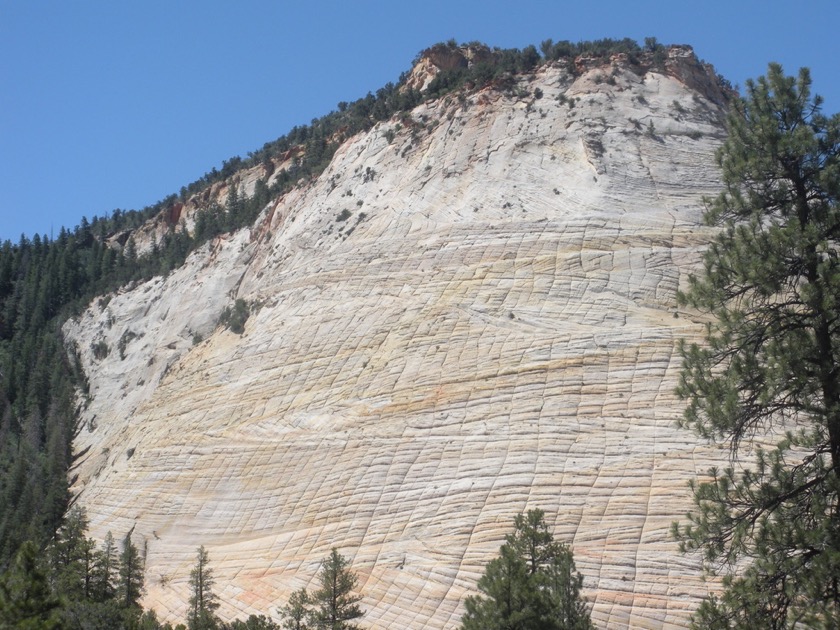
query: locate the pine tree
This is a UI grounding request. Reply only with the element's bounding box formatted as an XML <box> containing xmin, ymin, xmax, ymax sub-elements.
<box><xmin>49</xmin><ymin>505</ymin><xmax>90</xmax><ymax>598</ymax></box>
<box><xmin>541</xmin><ymin>546</ymin><xmax>592</xmax><ymax>628</ymax></box>
<box><xmin>117</xmin><ymin>531</ymin><xmax>144</xmax><ymax>610</ymax></box>
<box><xmin>279</xmin><ymin>588</ymin><xmax>311</xmax><ymax>630</ymax></box>
<box><xmin>225</xmin><ymin>184</ymin><xmax>243</xmax><ymax>229</ymax></box>
<box><xmin>187</xmin><ymin>546</ymin><xmax>220</xmax><ymax>630</ymax></box>
<box><xmin>462</xmin><ymin>544</ymin><xmax>531</xmax><ymax>629</ymax></box>
<box><xmin>0</xmin><ymin>540</ymin><xmax>61</xmax><ymax>629</ymax></box>
<box><xmin>460</xmin><ymin>509</ymin><xmax>592</xmax><ymax>630</ymax></box>
<box><xmin>310</xmin><ymin>549</ymin><xmax>363</xmax><ymax>630</ymax></box>
<box><xmin>674</xmin><ymin>63</ymin><xmax>840</xmax><ymax>627</ymax></box>
<box><xmin>92</xmin><ymin>531</ymin><xmax>119</xmax><ymax>602</ymax></box>
<box><xmin>76</xmin><ymin>537</ymin><xmax>98</xmax><ymax>600</ymax></box>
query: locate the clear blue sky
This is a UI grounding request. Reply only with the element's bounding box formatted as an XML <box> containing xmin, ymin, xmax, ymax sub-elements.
<box><xmin>1</xmin><ymin>0</ymin><xmax>837</xmax><ymax>242</ymax></box>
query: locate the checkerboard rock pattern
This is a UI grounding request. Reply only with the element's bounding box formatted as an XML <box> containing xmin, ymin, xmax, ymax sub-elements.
<box><xmin>67</xmin><ymin>57</ymin><xmax>731</xmax><ymax>628</ymax></box>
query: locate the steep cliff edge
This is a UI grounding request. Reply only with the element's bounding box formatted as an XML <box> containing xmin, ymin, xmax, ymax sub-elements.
<box><xmin>65</xmin><ymin>51</ymin><xmax>731</xmax><ymax>628</ymax></box>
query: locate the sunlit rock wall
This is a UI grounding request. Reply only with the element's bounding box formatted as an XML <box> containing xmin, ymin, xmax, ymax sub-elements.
<box><xmin>66</xmin><ymin>56</ymin><xmax>729</xmax><ymax>628</ymax></box>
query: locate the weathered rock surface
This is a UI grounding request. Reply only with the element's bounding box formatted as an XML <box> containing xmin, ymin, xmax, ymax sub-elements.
<box><xmin>66</xmin><ymin>55</ymin><xmax>731</xmax><ymax>628</ymax></box>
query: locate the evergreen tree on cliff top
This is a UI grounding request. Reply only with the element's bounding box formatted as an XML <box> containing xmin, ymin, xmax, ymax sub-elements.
<box><xmin>674</xmin><ymin>63</ymin><xmax>840</xmax><ymax>628</ymax></box>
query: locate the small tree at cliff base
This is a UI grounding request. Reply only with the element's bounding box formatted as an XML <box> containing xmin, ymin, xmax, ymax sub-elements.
<box><xmin>188</xmin><ymin>546</ymin><xmax>220</xmax><ymax>630</ymax></box>
<box><xmin>118</xmin><ymin>531</ymin><xmax>145</xmax><ymax>612</ymax></box>
<box><xmin>310</xmin><ymin>549</ymin><xmax>363</xmax><ymax>630</ymax></box>
<box><xmin>674</xmin><ymin>63</ymin><xmax>840</xmax><ymax>628</ymax></box>
<box><xmin>460</xmin><ymin>508</ymin><xmax>593</xmax><ymax>630</ymax></box>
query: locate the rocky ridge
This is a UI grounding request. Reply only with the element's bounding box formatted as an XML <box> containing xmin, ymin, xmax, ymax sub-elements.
<box><xmin>67</xmin><ymin>49</ymin><xmax>731</xmax><ymax>628</ymax></box>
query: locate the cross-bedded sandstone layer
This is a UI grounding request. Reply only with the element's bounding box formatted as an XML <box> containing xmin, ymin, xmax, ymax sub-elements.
<box><xmin>66</xmin><ymin>55</ymin><xmax>731</xmax><ymax>628</ymax></box>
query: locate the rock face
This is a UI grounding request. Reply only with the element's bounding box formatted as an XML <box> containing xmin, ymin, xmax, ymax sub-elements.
<box><xmin>66</xmin><ymin>54</ymin><xmax>731</xmax><ymax>628</ymax></box>
<box><xmin>403</xmin><ymin>42</ymin><xmax>496</xmax><ymax>92</ymax></box>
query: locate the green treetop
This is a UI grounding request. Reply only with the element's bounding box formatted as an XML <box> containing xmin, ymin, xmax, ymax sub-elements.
<box><xmin>0</xmin><ymin>540</ymin><xmax>62</xmax><ymax>629</ymax></box>
<box><xmin>309</xmin><ymin>549</ymin><xmax>363</xmax><ymax>630</ymax></box>
<box><xmin>460</xmin><ymin>508</ymin><xmax>592</xmax><ymax>630</ymax></box>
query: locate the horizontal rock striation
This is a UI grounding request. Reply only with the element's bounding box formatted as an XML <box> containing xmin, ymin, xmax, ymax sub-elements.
<box><xmin>67</xmin><ymin>56</ymin><xmax>730</xmax><ymax>628</ymax></box>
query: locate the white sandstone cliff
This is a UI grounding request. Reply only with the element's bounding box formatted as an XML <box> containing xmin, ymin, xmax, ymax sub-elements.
<box><xmin>66</xmin><ymin>50</ymin><xmax>730</xmax><ymax>628</ymax></box>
